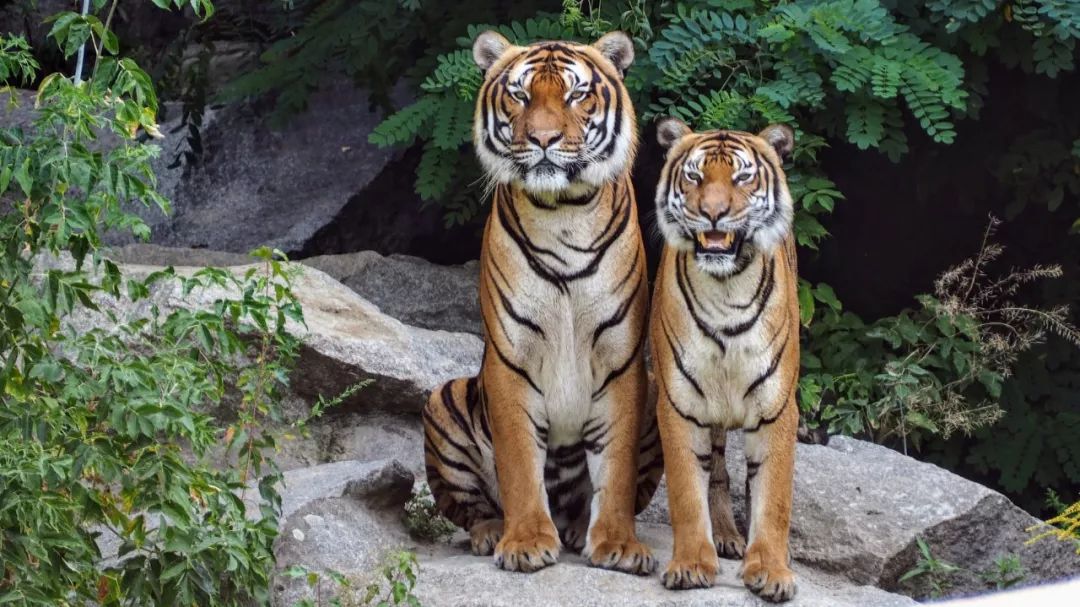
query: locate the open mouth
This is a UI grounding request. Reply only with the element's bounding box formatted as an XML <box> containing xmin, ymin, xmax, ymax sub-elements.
<box><xmin>693</xmin><ymin>230</ymin><xmax>742</xmax><ymax>256</ymax></box>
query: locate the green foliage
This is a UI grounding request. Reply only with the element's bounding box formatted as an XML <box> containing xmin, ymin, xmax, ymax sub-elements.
<box><xmin>898</xmin><ymin>537</ymin><xmax>962</xmax><ymax>599</ymax></box>
<box><xmin>980</xmin><ymin>553</ymin><xmax>1026</xmax><ymax>590</ymax></box>
<box><xmin>799</xmin><ymin>218</ymin><xmax>1079</xmax><ymax>448</ymax></box>
<box><xmin>402</xmin><ymin>485</ymin><xmax>456</xmax><ymax>543</ymax></box>
<box><xmin>288</xmin><ymin>551</ymin><xmax>422</xmax><ymax>607</ymax></box>
<box><xmin>0</xmin><ymin>3</ymin><xmax>313</xmax><ymax>603</ymax></box>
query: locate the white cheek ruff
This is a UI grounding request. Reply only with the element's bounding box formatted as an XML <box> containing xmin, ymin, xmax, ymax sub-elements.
<box><xmin>748</xmin><ymin>188</ymin><xmax>793</xmax><ymax>253</ymax></box>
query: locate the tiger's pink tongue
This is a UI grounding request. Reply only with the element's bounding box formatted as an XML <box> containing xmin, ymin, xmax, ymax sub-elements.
<box><xmin>697</xmin><ymin>231</ymin><xmax>735</xmax><ymax>251</ymax></box>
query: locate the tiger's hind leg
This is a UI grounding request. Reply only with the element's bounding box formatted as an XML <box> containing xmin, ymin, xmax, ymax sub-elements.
<box><xmin>546</xmin><ymin>443</ymin><xmax>592</xmax><ymax>553</ymax></box>
<box><xmin>422</xmin><ymin>377</ymin><xmax>503</xmax><ymax>555</ymax></box>
<box><xmin>634</xmin><ymin>394</ymin><xmax>664</xmax><ymax>514</ymax></box>
<box><xmin>708</xmin><ymin>427</ymin><xmax>746</xmax><ymax>559</ymax></box>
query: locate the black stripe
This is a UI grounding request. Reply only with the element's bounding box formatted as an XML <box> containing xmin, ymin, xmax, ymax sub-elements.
<box><xmin>483</xmin><ymin>324</ymin><xmax>543</xmax><ymax>395</ymax></box>
<box><xmin>676</xmin><ymin>251</ymin><xmax>727</xmax><ymax>352</ymax></box>
<box><xmin>662</xmin><ymin>314</ymin><xmax>705</xmax><ymax>398</ymax></box>
<box><xmin>743</xmin><ymin>331</ymin><xmax>789</xmax><ymax>399</ymax></box>
<box><xmin>591</xmin><ymin>324</ymin><xmax>644</xmax><ymax>400</ymax></box>
<box><xmin>720</xmin><ymin>256</ymin><xmax>775</xmax><ymax>337</ymax></box>
<box><xmin>661</xmin><ymin>377</ymin><xmax>710</xmax><ymax>429</ymax></box>
<box><xmin>591</xmin><ymin>272</ymin><xmax>641</xmax><ymax>346</ymax></box>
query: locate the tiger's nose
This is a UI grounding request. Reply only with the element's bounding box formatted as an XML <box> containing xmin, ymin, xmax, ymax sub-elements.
<box><xmin>701</xmin><ymin>200</ymin><xmax>730</xmax><ymax>223</ymax></box>
<box><xmin>528</xmin><ymin>130</ymin><xmax>563</xmax><ymax>149</ymax></box>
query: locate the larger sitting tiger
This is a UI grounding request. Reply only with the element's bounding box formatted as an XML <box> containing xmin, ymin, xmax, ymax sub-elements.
<box><xmin>421</xmin><ymin>31</ymin><xmax>663</xmax><ymax>575</ymax></box>
<box><xmin>649</xmin><ymin>117</ymin><xmax>800</xmax><ymax>602</ymax></box>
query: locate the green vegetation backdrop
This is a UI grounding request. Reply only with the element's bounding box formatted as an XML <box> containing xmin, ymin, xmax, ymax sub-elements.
<box><xmin>2</xmin><ymin>0</ymin><xmax>1080</xmax><ymax>604</ymax></box>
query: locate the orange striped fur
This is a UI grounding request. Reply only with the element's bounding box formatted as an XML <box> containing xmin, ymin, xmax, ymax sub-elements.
<box><xmin>422</xmin><ymin>31</ymin><xmax>662</xmax><ymax>575</ymax></box>
<box><xmin>650</xmin><ymin>118</ymin><xmax>800</xmax><ymax>601</ymax></box>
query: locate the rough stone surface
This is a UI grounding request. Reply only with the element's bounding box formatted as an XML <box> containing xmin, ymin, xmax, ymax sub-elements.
<box><xmin>131</xmin><ymin>81</ymin><xmax>407</xmax><ymax>254</ymax></box>
<box><xmin>106</xmin><ymin>244</ymin><xmax>483</xmax><ymax>335</ymax></box>
<box><xmin>301</xmin><ymin>251</ymin><xmax>481</xmax><ymax>335</ymax></box>
<box><xmin>639</xmin><ymin>434</ymin><xmax>1080</xmax><ymax>597</ymax></box>
<box><xmin>268</xmin><ymin>459</ymin><xmax>414</xmax><ymax>522</ymax></box>
<box><xmin>41</xmin><ymin>253</ymin><xmax>482</xmax><ymax>414</ymax></box>
<box><xmin>271</xmin><ymin>460</ymin><xmax>416</xmax><ymax>607</ymax></box>
<box><xmin>0</xmin><ymin>84</ymin><xmax>406</xmax><ymax>254</ymax></box>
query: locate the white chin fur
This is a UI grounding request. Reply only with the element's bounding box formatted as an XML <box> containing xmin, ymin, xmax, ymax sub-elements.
<box><xmin>523</xmin><ymin>170</ymin><xmax>570</xmax><ymax>193</ymax></box>
<box><xmin>695</xmin><ymin>254</ymin><xmax>741</xmax><ymax>276</ymax></box>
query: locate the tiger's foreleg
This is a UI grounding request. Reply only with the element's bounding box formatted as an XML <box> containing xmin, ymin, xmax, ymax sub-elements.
<box><xmin>708</xmin><ymin>426</ymin><xmax>746</xmax><ymax>559</ymax></box>
<box><xmin>741</xmin><ymin>392</ymin><xmax>798</xmax><ymax>602</ymax></box>
<box><xmin>581</xmin><ymin>354</ymin><xmax>656</xmax><ymax>575</ymax></box>
<box><xmin>657</xmin><ymin>380</ymin><xmax>719</xmax><ymax>589</ymax></box>
<box><xmin>485</xmin><ymin>362</ymin><xmax>561</xmax><ymax>573</ymax></box>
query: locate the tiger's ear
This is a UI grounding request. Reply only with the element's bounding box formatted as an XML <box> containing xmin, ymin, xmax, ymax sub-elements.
<box><xmin>592</xmin><ymin>31</ymin><xmax>634</xmax><ymax>76</ymax></box>
<box><xmin>656</xmin><ymin>117</ymin><xmax>692</xmax><ymax>149</ymax></box>
<box><xmin>473</xmin><ymin>31</ymin><xmax>511</xmax><ymax>72</ymax></box>
<box><xmin>758</xmin><ymin>124</ymin><xmax>795</xmax><ymax>162</ymax></box>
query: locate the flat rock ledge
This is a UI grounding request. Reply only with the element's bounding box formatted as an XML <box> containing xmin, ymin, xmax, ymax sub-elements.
<box><xmin>270</xmin><ymin>459</ymin><xmax>915</xmax><ymax>607</ymax></box>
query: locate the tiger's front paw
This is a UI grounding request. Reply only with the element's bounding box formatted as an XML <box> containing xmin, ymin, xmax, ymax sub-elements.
<box><xmin>661</xmin><ymin>538</ymin><xmax>718</xmax><ymax>589</ymax></box>
<box><xmin>469</xmin><ymin>519</ymin><xmax>504</xmax><ymax>556</ymax></box>
<box><xmin>584</xmin><ymin>536</ymin><xmax>657</xmax><ymax>575</ymax></box>
<box><xmin>741</xmin><ymin>543</ymin><xmax>796</xmax><ymax>602</ymax></box>
<box><xmin>493</xmin><ymin>522</ymin><xmax>560</xmax><ymax>573</ymax></box>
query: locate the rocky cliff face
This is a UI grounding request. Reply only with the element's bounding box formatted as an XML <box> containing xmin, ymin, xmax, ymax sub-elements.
<box><xmin>54</xmin><ymin>245</ymin><xmax>1080</xmax><ymax>606</ymax></box>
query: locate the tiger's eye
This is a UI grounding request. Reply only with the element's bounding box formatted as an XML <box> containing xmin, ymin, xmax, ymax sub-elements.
<box><xmin>568</xmin><ymin>90</ymin><xmax>586</xmax><ymax>102</ymax></box>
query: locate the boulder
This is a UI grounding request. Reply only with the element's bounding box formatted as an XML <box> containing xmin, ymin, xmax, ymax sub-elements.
<box><xmin>301</xmin><ymin>251</ymin><xmax>481</xmax><ymax>335</ymax></box>
<box><xmin>105</xmin><ymin>244</ymin><xmax>483</xmax><ymax>335</ymax></box>
<box><xmin>268</xmin><ymin>459</ymin><xmax>416</xmax><ymax>607</ymax></box>
<box><xmin>132</xmin><ymin>81</ymin><xmax>408</xmax><ymax>254</ymax></box>
<box><xmin>40</xmin><ymin>253</ymin><xmax>482</xmax><ymax>414</ymax></box>
<box><xmin>639</xmin><ymin>434</ymin><xmax>1080</xmax><ymax>599</ymax></box>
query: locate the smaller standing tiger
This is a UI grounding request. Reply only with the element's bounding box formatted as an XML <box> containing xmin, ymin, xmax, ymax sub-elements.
<box><xmin>649</xmin><ymin>117</ymin><xmax>800</xmax><ymax>602</ymax></box>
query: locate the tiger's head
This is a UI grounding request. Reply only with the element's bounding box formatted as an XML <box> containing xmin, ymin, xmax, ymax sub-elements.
<box><xmin>654</xmin><ymin>118</ymin><xmax>795</xmax><ymax>277</ymax></box>
<box><xmin>472</xmin><ymin>31</ymin><xmax>637</xmax><ymax>198</ymax></box>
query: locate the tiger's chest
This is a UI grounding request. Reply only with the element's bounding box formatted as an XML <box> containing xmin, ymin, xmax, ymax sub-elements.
<box><xmin>666</xmin><ymin>252</ymin><xmax>791</xmax><ymax>429</ymax></box>
<box><xmin>482</xmin><ymin>184</ymin><xmax>644</xmax><ymax>428</ymax></box>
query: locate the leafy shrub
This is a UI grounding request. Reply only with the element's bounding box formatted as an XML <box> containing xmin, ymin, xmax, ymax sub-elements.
<box><xmin>288</xmin><ymin>551</ymin><xmax>422</xmax><ymax>607</ymax></box>
<box><xmin>0</xmin><ymin>1</ymin><xmax>310</xmax><ymax>603</ymax></box>
<box><xmin>402</xmin><ymin>484</ymin><xmax>456</xmax><ymax>543</ymax></box>
<box><xmin>801</xmin><ymin>217</ymin><xmax>1080</xmax><ymax>449</ymax></box>
<box><xmin>980</xmin><ymin>553</ymin><xmax>1026</xmax><ymax>590</ymax></box>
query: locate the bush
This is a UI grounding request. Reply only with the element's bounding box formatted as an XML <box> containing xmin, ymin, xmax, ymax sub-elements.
<box><xmin>0</xmin><ymin>1</ymin><xmax>306</xmax><ymax>604</ymax></box>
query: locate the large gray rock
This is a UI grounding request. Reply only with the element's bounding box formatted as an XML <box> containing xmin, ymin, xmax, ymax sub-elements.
<box><xmin>266</xmin><ymin>459</ymin><xmax>415</xmax><ymax>607</ymax></box>
<box><xmin>41</xmin><ymin>253</ymin><xmax>482</xmax><ymax>414</ymax></box>
<box><xmin>639</xmin><ymin>435</ymin><xmax>1080</xmax><ymax>599</ymax></box>
<box><xmin>113</xmin><ymin>81</ymin><xmax>407</xmax><ymax>254</ymax></box>
<box><xmin>105</xmin><ymin>244</ymin><xmax>483</xmax><ymax>335</ymax></box>
<box><xmin>301</xmin><ymin>251</ymin><xmax>481</xmax><ymax>335</ymax></box>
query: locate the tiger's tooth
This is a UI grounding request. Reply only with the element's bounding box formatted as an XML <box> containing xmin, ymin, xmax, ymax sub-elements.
<box><xmin>721</xmin><ymin>232</ymin><xmax>734</xmax><ymax>247</ymax></box>
<box><xmin>697</xmin><ymin>232</ymin><xmax>709</xmax><ymax>248</ymax></box>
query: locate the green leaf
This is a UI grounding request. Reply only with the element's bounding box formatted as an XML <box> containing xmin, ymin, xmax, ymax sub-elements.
<box><xmin>14</xmin><ymin>157</ymin><xmax>31</xmax><ymax>196</ymax></box>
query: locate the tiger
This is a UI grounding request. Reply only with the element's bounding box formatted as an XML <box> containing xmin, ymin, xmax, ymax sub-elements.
<box><xmin>648</xmin><ymin>117</ymin><xmax>800</xmax><ymax>602</ymax></box>
<box><xmin>421</xmin><ymin>30</ymin><xmax>663</xmax><ymax>575</ymax></box>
